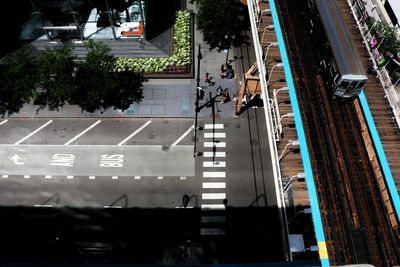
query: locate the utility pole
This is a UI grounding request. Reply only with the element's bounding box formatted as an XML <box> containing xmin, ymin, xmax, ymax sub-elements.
<box><xmin>104</xmin><ymin>0</ymin><xmax>117</xmax><ymax>40</ymax></box>
<box><xmin>194</xmin><ymin>44</ymin><xmax>203</xmax><ymax>157</ymax></box>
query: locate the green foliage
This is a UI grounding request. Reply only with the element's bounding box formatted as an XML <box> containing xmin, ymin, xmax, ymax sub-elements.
<box><xmin>114</xmin><ymin>10</ymin><xmax>191</xmax><ymax>72</ymax></box>
<box><xmin>194</xmin><ymin>0</ymin><xmax>249</xmax><ymax>51</ymax></box>
<box><xmin>369</xmin><ymin>20</ymin><xmax>400</xmax><ymax>55</ymax></box>
<box><xmin>72</xmin><ymin>41</ymin><xmax>143</xmax><ymax>113</ymax></box>
<box><xmin>36</xmin><ymin>47</ymin><xmax>76</xmax><ymax>111</ymax></box>
<box><xmin>0</xmin><ymin>46</ymin><xmax>37</xmax><ymax>117</ymax></box>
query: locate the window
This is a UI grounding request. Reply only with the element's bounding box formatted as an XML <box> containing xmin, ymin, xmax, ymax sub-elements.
<box><xmin>339</xmin><ymin>80</ymin><xmax>350</xmax><ymax>89</ymax></box>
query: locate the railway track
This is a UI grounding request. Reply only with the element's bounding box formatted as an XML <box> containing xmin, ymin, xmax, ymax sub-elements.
<box><xmin>275</xmin><ymin>0</ymin><xmax>400</xmax><ymax>265</ymax></box>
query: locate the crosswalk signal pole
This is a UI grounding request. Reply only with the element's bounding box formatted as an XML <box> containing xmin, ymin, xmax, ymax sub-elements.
<box><xmin>194</xmin><ymin>44</ymin><xmax>202</xmax><ymax>157</ymax></box>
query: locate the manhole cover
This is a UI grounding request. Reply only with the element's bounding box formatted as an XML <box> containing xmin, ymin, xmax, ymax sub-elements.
<box><xmin>162</xmin><ymin>145</ymin><xmax>170</xmax><ymax>152</ymax></box>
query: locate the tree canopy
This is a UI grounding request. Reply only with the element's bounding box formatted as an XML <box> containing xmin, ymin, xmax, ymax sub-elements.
<box><xmin>193</xmin><ymin>0</ymin><xmax>250</xmax><ymax>51</ymax></box>
<box><xmin>0</xmin><ymin>40</ymin><xmax>144</xmax><ymax>116</ymax></box>
<box><xmin>36</xmin><ymin>47</ymin><xmax>76</xmax><ymax>111</ymax></box>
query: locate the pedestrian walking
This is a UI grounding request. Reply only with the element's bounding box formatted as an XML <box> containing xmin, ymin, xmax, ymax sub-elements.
<box><xmin>216</xmin><ymin>85</ymin><xmax>223</xmax><ymax>95</ymax></box>
<box><xmin>137</xmin><ymin>35</ymin><xmax>145</xmax><ymax>48</ymax></box>
<box><xmin>221</xmin><ymin>88</ymin><xmax>231</xmax><ymax>104</ymax></box>
<box><xmin>205</xmin><ymin>72</ymin><xmax>210</xmax><ymax>83</ymax></box>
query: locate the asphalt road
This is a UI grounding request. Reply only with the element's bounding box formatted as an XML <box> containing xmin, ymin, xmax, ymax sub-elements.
<box><xmin>0</xmin><ymin>113</ymin><xmax>285</xmax><ymax>263</ymax></box>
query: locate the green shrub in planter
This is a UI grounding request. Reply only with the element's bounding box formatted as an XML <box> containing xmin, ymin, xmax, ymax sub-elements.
<box><xmin>114</xmin><ymin>10</ymin><xmax>191</xmax><ymax>73</ymax></box>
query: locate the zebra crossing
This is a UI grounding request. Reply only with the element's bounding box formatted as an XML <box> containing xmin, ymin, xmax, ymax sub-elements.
<box><xmin>200</xmin><ymin>123</ymin><xmax>227</xmax><ymax>236</ymax></box>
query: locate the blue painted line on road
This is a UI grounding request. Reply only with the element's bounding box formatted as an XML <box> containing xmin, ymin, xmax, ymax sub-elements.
<box><xmin>269</xmin><ymin>0</ymin><xmax>329</xmax><ymax>265</ymax></box>
<box><xmin>358</xmin><ymin>91</ymin><xmax>400</xmax><ymax>221</ymax></box>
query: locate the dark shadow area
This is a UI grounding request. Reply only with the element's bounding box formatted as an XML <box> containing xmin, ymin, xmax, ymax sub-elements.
<box><xmin>0</xmin><ymin>0</ymin><xmax>31</xmax><ymax>57</ymax></box>
<box><xmin>144</xmin><ymin>0</ymin><xmax>182</xmax><ymax>41</ymax></box>
<box><xmin>0</xmin><ymin>206</ymin><xmax>293</xmax><ymax>264</ymax></box>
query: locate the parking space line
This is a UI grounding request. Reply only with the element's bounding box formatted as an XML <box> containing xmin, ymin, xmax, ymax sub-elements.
<box><xmin>157</xmin><ymin>176</ymin><xmax>163</xmax><ymax>180</ymax></box>
<box><xmin>45</xmin><ymin>175</ymin><xmax>52</xmax><ymax>179</ymax></box>
<box><xmin>64</xmin><ymin>120</ymin><xmax>101</xmax><ymax>145</ymax></box>
<box><xmin>112</xmin><ymin>176</ymin><xmax>118</xmax><ymax>179</ymax></box>
<box><xmin>202</xmin><ymin>193</ymin><xmax>226</xmax><ymax>200</ymax></box>
<box><xmin>0</xmin><ymin>120</ymin><xmax>8</xmax><ymax>126</ymax></box>
<box><xmin>67</xmin><ymin>176</ymin><xmax>74</xmax><ymax>179</ymax></box>
<box><xmin>2</xmin><ymin>175</ymin><xmax>8</xmax><ymax>178</ymax></box>
<box><xmin>14</xmin><ymin>120</ymin><xmax>53</xmax><ymax>145</ymax></box>
<box><xmin>204</xmin><ymin>132</ymin><xmax>226</xmax><ymax>138</ymax></box>
<box><xmin>89</xmin><ymin>176</ymin><xmax>95</xmax><ymax>179</ymax></box>
<box><xmin>134</xmin><ymin>176</ymin><xmax>141</xmax><ymax>179</ymax></box>
<box><xmin>24</xmin><ymin>175</ymin><xmax>30</xmax><ymax>179</ymax></box>
<box><xmin>203</xmin><ymin>161</ymin><xmax>226</xmax><ymax>167</ymax></box>
<box><xmin>180</xmin><ymin>176</ymin><xmax>187</xmax><ymax>180</ymax></box>
<box><xmin>203</xmin><ymin>182</ymin><xmax>226</xmax><ymax>189</ymax></box>
<box><xmin>171</xmin><ymin>125</ymin><xmax>194</xmax><ymax>146</ymax></box>
<box><xmin>204</xmin><ymin>124</ymin><xmax>224</xmax><ymax>129</ymax></box>
<box><xmin>204</xmin><ymin>142</ymin><xmax>226</xmax><ymax>148</ymax></box>
<box><xmin>203</xmin><ymin>151</ymin><xmax>226</xmax><ymax>157</ymax></box>
<box><xmin>118</xmin><ymin>120</ymin><xmax>152</xmax><ymax>146</ymax></box>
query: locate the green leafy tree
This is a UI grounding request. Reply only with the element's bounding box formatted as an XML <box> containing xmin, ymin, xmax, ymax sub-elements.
<box><xmin>194</xmin><ymin>0</ymin><xmax>250</xmax><ymax>51</ymax></box>
<box><xmin>0</xmin><ymin>47</ymin><xmax>37</xmax><ymax>117</ymax></box>
<box><xmin>36</xmin><ymin>47</ymin><xmax>76</xmax><ymax>111</ymax></box>
<box><xmin>73</xmin><ymin>40</ymin><xmax>144</xmax><ymax>113</ymax></box>
<box><xmin>108</xmin><ymin>71</ymin><xmax>144</xmax><ymax>111</ymax></box>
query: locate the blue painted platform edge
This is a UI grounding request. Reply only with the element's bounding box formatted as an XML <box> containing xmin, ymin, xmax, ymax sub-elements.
<box><xmin>358</xmin><ymin>91</ymin><xmax>400</xmax><ymax>220</ymax></box>
<box><xmin>269</xmin><ymin>0</ymin><xmax>329</xmax><ymax>266</ymax></box>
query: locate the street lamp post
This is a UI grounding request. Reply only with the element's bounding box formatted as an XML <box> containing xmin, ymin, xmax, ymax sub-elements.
<box><xmin>194</xmin><ymin>44</ymin><xmax>203</xmax><ymax>157</ymax></box>
<box><xmin>263</xmin><ymin>41</ymin><xmax>279</xmax><ymax>63</ymax></box>
<box><xmin>267</xmin><ymin>62</ymin><xmax>284</xmax><ymax>83</ymax></box>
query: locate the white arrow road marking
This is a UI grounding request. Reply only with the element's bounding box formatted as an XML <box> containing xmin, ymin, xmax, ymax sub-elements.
<box><xmin>10</xmin><ymin>155</ymin><xmax>24</xmax><ymax>165</ymax></box>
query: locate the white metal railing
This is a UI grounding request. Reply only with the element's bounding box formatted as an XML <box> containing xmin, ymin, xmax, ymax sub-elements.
<box><xmin>247</xmin><ymin>0</ymin><xmax>291</xmax><ymax>261</ymax></box>
<box><xmin>347</xmin><ymin>0</ymin><xmax>400</xmax><ymax>129</ymax></box>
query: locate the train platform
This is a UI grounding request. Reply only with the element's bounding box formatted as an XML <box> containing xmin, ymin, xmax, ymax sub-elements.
<box><xmin>247</xmin><ymin>0</ymin><xmax>328</xmax><ymax>265</ymax></box>
<box><xmin>250</xmin><ymin>0</ymin><xmax>400</xmax><ymax>265</ymax></box>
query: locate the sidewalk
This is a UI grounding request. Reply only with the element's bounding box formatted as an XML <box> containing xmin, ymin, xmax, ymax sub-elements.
<box><xmin>10</xmin><ymin>1</ymin><xmax>241</xmax><ymax>120</ymax></box>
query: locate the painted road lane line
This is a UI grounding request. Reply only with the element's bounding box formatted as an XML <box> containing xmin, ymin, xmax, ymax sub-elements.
<box><xmin>201</xmin><ymin>204</ymin><xmax>225</xmax><ymax>210</ymax></box>
<box><xmin>45</xmin><ymin>175</ymin><xmax>52</xmax><ymax>179</ymax></box>
<box><xmin>24</xmin><ymin>175</ymin><xmax>30</xmax><ymax>179</ymax></box>
<box><xmin>202</xmin><ymin>193</ymin><xmax>226</xmax><ymax>200</ymax></box>
<box><xmin>203</xmin><ymin>151</ymin><xmax>226</xmax><ymax>157</ymax></box>
<box><xmin>134</xmin><ymin>176</ymin><xmax>141</xmax><ymax>179</ymax></box>
<box><xmin>202</xmin><ymin>182</ymin><xmax>226</xmax><ymax>189</ymax></box>
<box><xmin>171</xmin><ymin>125</ymin><xmax>194</xmax><ymax>146</ymax></box>
<box><xmin>203</xmin><ymin>161</ymin><xmax>226</xmax><ymax>167</ymax></box>
<box><xmin>67</xmin><ymin>176</ymin><xmax>74</xmax><ymax>179</ymax></box>
<box><xmin>204</xmin><ymin>142</ymin><xmax>226</xmax><ymax>148</ymax></box>
<box><xmin>2</xmin><ymin>175</ymin><xmax>8</xmax><ymax>178</ymax></box>
<box><xmin>204</xmin><ymin>132</ymin><xmax>226</xmax><ymax>138</ymax></box>
<box><xmin>204</xmin><ymin>124</ymin><xmax>224</xmax><ymax>129</ymax></box>
<box><xmin>0</xmin><ymin>120</ymin><xmax>8</xmax><ymax>126</ymax></box>
<box><xmin>14</xmin><ymin>120</ymin><xmax>53</xmax><ymax>145</ymax></box>
<box><xmin>89</xmin><ymin>176</ymin><xmax>95</xmax><ymax>179</ymax></box>
<box><xmin>118</xmin><ymin>120</ymin><xmax>152</xmax><ymax>146</ymax></box>
<box><xmin>65</xmin><ymin>120</ymin><xmax>101</xmax><ymax>145</ymax></box>
<box><xmin>112</xmin><ymin>176</ymin><xmax>118</xmax><ymax>179</ymax></box>
<box><xmin>203</xmin><ymin>171</ymin><xmax>225</xmax><ymax>178</ymax></box>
